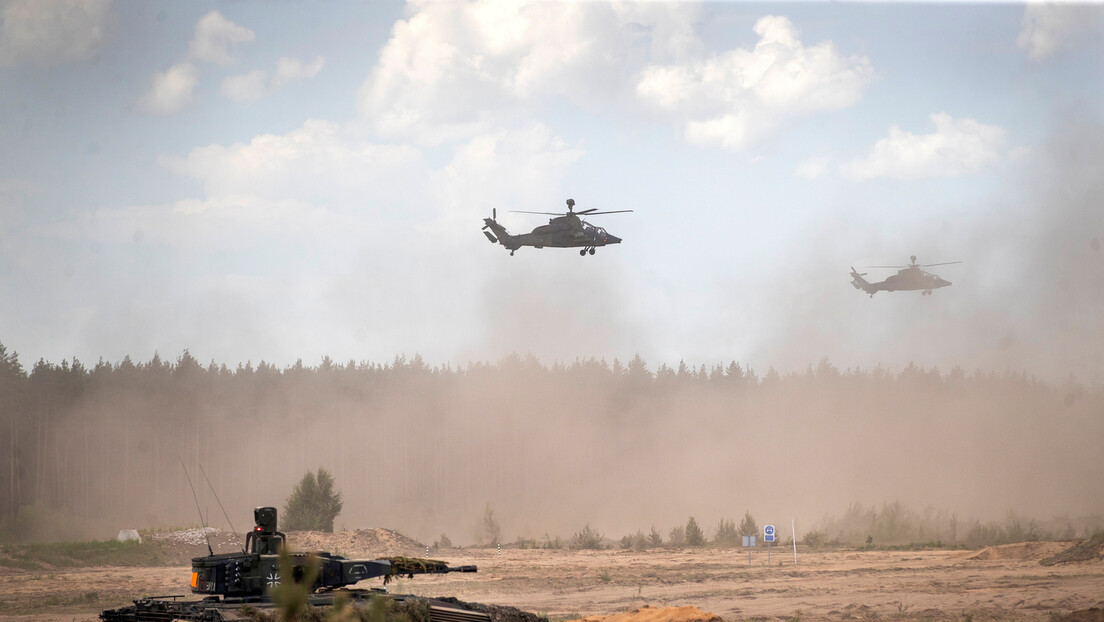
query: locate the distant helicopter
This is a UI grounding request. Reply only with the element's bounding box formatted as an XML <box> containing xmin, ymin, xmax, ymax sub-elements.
<box><xmin>850</xmin><ymin>256</ymin><xmax>961</xmax><ymax>297</ymax></box>
<box><xmin>482</xmin><ymin>199</ymin><xmax>632</xmax><ymax>256</ymax></box>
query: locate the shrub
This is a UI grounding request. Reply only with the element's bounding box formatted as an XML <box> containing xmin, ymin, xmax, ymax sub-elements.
<box><xmin>571</xmin><ymin>523</ymin><xmax>604</xmax><ymax>549</ymax></box>
<box><xmin>282</xmin><ymin>468</ymin><xmax>343</xmax><ymax>532</ymax></box>
<box><xmin>619</xmin><ymin>530</ymin><xmax>648</xmax><ymax>550</ymax></box>
<box><xmin>802</xmin><ymin>529</ymin><xmax>826</xmax><ymax>548</ymax></box>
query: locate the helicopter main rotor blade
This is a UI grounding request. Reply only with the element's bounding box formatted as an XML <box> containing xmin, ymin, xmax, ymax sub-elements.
<box><xmin>867</xmin><ymin>265</ymin><xmax>908</xmax><ymax>269</ymax></box>
<box><xmin>581</xmin><ymin>209</ymin><xmax>633</xmax><ymax>215</ymax></box>
<box><xmin>918</xmin><ymin>261</ymin><xmax>962</xmax><ymax>267</ymax></box>
<box><xmin>510</xmin><ymin>210</ymin><xmax>565</xmax><ymax>216</ymax></box>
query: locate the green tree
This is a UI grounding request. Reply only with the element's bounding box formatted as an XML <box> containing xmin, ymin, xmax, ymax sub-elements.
<box><xmin>685</xmin><ymin>516</ymin><xmax>705</xmax><ymax>546</ymax></box>
<box><xmin>738</xmin><ymin>511</ymin><xmax>759</xmax><ymax>538</ymax></box>
<box><xmin>714</xmin><ymin>518</ymin><xmax>738</xmax><ymax>547</ymax></box>
<box><xmin>668</xmin><ymin>525</ymin><xmax>685</xmax><ymax>546</ymax></box>
<box><xmin>648</xmin><ymin>525</ymin><xmax>663</xmax><ymax>548</ymax></box>
<box><xmin>283</xmin><ymin>468</ymin><xmax>343</xmax><ymax>532</ymax></box>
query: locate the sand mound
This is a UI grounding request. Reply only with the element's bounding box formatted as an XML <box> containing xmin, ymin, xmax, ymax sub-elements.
<box><xmin>286</xmin><ymin>528</ymin><xmax>426</xmax><ymax>558</ymax></box>
<box><xmin>1041</xmin><ymin>532</ymin><xmax>1104</xmax><ymax>566</ymax></box>
<box><xmin>567</xmin><ymin>605</ymin><xmax>723</xmax><ymax>622</ymax></box>
<box><xmin>965</xmin><ymin>541</ymin><xmax>1066</xmax><ymax>561</ymax></box>
<box><xmin>146</xmin><ymin>527</ymin><xmax>248</xmax><ymax>564</ymax></box>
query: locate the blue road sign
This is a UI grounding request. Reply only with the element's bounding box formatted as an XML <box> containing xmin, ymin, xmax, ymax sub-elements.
<box><xmin>764</xmin><ymin>524</ymin><xmax>776</xmax><ymax>542</ymax></box>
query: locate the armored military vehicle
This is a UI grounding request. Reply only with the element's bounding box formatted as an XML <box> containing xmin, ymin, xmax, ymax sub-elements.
<box><xmin>100</xmin><ymin>507</ymin><xmax>517</xmax><ymax>622</ymax></box>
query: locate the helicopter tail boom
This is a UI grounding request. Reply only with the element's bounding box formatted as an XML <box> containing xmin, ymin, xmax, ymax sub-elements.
<box><xmin>482</xmin><ymin>217</ymin><xmax>522</xmax><ymax>253</ymax></box>
<box><xmin>850</xmin><ymin>268</ymin><xmax>877</xmax><ymax>296</ymax></box>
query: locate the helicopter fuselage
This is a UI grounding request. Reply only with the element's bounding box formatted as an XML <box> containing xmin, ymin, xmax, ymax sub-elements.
<box><xmin>851</xmin><ymin>266</ymin><xmax>952</xmax><ymax>297</ymax></box>
<box><xmin>482</xmin><ymin>215</ymin><xmax>622</xmax><ymax>256</ymax></box>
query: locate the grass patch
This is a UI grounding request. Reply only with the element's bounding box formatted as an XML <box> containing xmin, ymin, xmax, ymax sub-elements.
<box><xmin>0</xmin><ymin>539</ymin><xmax>161</xmax><ymax>570</ymax></box>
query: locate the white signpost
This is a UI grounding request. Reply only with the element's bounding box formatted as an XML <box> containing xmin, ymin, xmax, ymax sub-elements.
<box><xmin>742</xmin><ymin>535</ymin><xmax>756</xmax><ymax>566</ymax></box>
<box><xmin>764</xmin><ymin>524</ymin><xmax>775</xmax><ymax>563</ymax></box>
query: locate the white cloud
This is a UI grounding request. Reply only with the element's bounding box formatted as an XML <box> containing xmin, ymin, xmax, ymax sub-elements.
<box><xmin>636</xmin><ymin>15</ymin><xmax>874</xmax><ymax>152</ymax></box>
<box><xmin>222</xmin><ymin>56</ymin><xmax>325</xmax><ymax>103</ymax></box>
<box><xmin>188</xmin><ymin>10</ymin><xmax>254</xmax><ymax>65</ymax></box>
<box><xmin>86</xmin><ymin>195</ymin><xmax>336</xmax><ymax>251</ymax></box>
<box><xmin>157</xmin><ymin>119</ymin><xmax>425</xmax><ymax>204</ymax></box>
<box><xmin>0</xmin><ymin>0</ymin><xmax>114</xmax><ymax>67</ymax></box>
<box><xmin>135</xmin><ymin>62</ymin><xmax>199</xmax><ymax>116</ymax></box>
<box><xmin>1017</xmin><ymin>3</ymin><xmax>1103</xmax><ymax>61</ymax></box>
<box><xmin>357</xmin><ymin>0</ymin><xmax>700</xmax><ymax>144</ymax></box>
<box><xmin>795</xmin><ymin>156</ymin><xmax>831</xmax><ymax>180</ymax></box>
<box><xmin>273</xmin><ymin>55</ymin><xmax>324</xmax><ymax>87</ymax></box>
<box><xmin>220</xmin><ymin>69</ymin><xmax>268</xmax><ymax>104</ymax></box>
<box><xmin>429</xmin><ymin>122</ymin><xmax>585</xmax><ymax>232</ymax></box>
<box><xmin>840</xmin><ymin>113</ymin><xmax>1007</xmax><ymax>181</ymax></box>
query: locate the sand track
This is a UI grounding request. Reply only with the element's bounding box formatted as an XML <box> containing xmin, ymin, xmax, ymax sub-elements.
<box><xmin>1</xmin><ymin>538</ymin><xmax>1102</xmax><ymax>621</ymax></box>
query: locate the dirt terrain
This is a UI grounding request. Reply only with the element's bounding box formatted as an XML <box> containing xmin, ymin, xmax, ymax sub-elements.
<box><xmin>2</xmin><ymin>531</ymin><xmax>1103</xmax><ymax>621</ymax></box>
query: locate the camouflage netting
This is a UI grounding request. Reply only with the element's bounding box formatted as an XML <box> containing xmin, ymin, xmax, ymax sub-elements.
<box><xmin>386</xmin><ymin>556</ymin><xmax>450</xmax><ymax>574</ymax></box>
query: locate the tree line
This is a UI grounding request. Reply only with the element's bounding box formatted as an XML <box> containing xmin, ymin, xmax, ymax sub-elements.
<box><xmin>1</xmin><ymin>341</ymin><xmax>1100</xmax><ymax>544</ymax></box>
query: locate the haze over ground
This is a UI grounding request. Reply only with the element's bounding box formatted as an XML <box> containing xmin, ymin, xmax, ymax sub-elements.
<box><xmin>1</xmin><ymin>1</ymin><xmax>1103</xmax><ymax>542</ymax></box>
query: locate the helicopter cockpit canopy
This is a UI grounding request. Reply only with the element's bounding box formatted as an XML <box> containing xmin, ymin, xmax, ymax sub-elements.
<box><xmin>584</xmin><ymin>222</ymin><xmax>609</xmax><ymax>238</ymax></box>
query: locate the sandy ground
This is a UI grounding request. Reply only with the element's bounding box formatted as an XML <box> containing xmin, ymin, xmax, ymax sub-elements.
<box><xmin>2</xmin><ymin>539</ymin><xmax>1103</xmax><ymax>621</ymax></box>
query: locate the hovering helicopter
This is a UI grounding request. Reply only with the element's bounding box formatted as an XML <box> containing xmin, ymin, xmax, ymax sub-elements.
<box><xmin>850</xmin><ymin>256</ymin><xmax>961</xmax><ymax>297</ymax></box>
<box><xmin>482</xmin><ymin>198</ymin><xmax>632</xmax><ymax>256</ymax></box>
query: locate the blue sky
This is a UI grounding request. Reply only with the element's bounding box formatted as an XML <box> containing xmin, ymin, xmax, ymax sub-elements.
<box><xmin>2</xmin><ymin>0</ymin><xmax>1103</xmax><ymax>382</ymax></box>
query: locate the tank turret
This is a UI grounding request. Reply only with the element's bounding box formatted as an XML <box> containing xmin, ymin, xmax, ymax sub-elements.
<box><xmin>190</xmin><ymin>506</ymin><xmax>475</xmax><ymax>597</ymax></box>
<box><xmin>99</xmin><ymin>507</ymin><xmax>543</xmax><ymax>622</ymax></box>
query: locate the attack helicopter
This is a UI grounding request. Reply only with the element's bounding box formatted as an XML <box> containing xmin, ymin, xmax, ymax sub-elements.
<box><xmin>850</xmin><ymin>256</ymin><xmax>961</xmax><ymax>297</ymax></box>
<box><xmin>482</xmin><ymin>198</ymin><xmax>631</xmax><ymax>256</ymax></box>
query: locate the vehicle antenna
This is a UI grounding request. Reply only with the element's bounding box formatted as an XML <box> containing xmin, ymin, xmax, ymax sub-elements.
<box><xmin>200</xmin><ymin>464</ymin><xmax>245</xmax><ymax>554</ymax></box>
<box><xmin>179</xmin><ymin>456</ymin><xmax>213</xmax><ymax>556</ymax></box>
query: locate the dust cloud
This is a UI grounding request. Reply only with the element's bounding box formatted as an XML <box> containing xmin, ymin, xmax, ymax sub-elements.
<box><xmin>3</xmin><ymin>122</ymin><xmax>1103</xmax><ymax>547</ymax></box>
<box><xmin>1</xmin><ymin>350</ymin><xmax>1100</xmax><ymax>546</ymax></box>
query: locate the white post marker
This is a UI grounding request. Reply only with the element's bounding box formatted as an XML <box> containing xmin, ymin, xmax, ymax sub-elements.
<box><xmin>791</xmin><ymin>519</ymin><xmax>797</xmax><ymax>565</ymax></box>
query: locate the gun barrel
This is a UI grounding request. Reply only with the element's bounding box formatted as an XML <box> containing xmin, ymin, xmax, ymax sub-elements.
<box><xmin>449</xmin><ymin>565</ymin><xmax>478</xmax><ymax>573</ymax></box>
